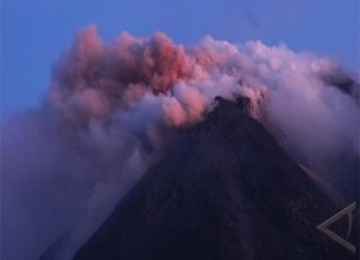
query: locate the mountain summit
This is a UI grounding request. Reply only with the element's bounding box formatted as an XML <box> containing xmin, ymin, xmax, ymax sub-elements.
<box><xmin>72</xmin><ymin>97</ymin><xmax>353</xmax><ymax>260</ymax></box>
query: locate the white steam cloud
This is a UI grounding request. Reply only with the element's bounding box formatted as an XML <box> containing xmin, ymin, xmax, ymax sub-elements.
<box><xmin>1</xmin><ymin>26</ymin><xmax>359</xmax><ymax>260</ymax></box>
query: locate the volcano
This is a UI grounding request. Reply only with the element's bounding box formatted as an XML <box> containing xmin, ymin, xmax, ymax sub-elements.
<box><xmin>66</xmin><ymin>97</ymin><xmax>355</xmax><ymax>260</ymax></box>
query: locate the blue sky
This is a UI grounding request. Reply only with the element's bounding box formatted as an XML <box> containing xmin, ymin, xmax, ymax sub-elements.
<box><xmin>1</xmin><ymin>0</ymin><xmax>359</xmax><ymax>117</ymax></box>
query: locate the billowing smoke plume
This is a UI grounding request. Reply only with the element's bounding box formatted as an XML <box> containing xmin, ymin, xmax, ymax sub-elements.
<box><xmin>1</xmin><ymin>26</ymin><xmax>359</xmax><ymax>260</ymax></box>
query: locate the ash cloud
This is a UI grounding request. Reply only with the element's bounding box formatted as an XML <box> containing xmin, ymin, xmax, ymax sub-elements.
<box><xmin>1</xmin><ymin>26</ymin><xmax>359</xmax><ymax>260</ymax></box>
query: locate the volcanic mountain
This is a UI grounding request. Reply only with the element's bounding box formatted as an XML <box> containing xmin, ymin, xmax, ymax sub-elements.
<box><xmin>68</xmin><ymin>97</ymin><xmax>356</xmax><ymax>260</ymax></box>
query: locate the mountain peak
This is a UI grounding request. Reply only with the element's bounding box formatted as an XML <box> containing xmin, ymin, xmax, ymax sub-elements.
<box><xmin>72</xmin><ymin>98</ymin><xmax>350</xmax><ymax>260</ymax></box>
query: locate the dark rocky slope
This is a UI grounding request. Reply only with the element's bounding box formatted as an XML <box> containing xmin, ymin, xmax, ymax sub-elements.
<box><xmin>73</xmin><ymin>98</ymin><xmax>355</xmax><ymax>260</ymax></box>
